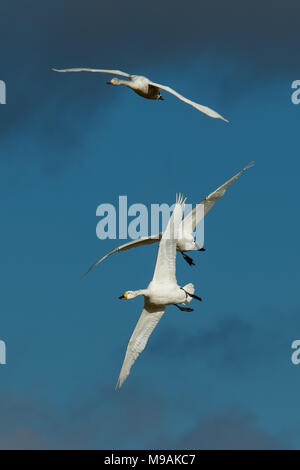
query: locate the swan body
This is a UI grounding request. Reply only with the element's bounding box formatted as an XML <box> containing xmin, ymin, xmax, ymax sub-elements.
<box><xmin>123</xmin><ymin>282</ymin><xmax>194</xmax><ymax>307</ymax></box>
<box><xmin>52</xmin><ymin>67</ymin><xmax>227</xmax><ymax>120</ymax></box>
<box><xmin>109</xmin><ymin>76</ymin><xmax>162</xmax><ymax>100</ymax></box>
<box><xmin>82</xmin><ymin>162</ymin><xmax>254</xmax><ymax>276</ymax></box>
<box><xmin>116</xmin><ymin>195</ymin><xmax>200</xmax><ymax>389</ymax></box>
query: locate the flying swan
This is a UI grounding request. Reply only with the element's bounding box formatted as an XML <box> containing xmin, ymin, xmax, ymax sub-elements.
<box><xmin>82</xmin><ymin>161</ymin><xmax>254</xmax><ymax>277</ymax></box>
<box><xmin>116</xmin><ymin>194</ymin><xmax>201</xmax><ymax>389</ymax></box>
<box><xmin>52</xmin><ymin>67</ymin><xmax>228</xmax><ymax>121</ymax></box>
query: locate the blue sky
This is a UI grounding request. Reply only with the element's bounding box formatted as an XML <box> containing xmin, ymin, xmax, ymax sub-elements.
<box><xmin>0</xmin><ymin>0</ymin><xmax>300</xmax><ymax>449</ymax></box>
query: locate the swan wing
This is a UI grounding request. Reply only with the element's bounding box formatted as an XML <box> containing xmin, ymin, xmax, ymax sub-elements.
<box><xmin>182</xmin><ymin>161</ymin><xmax>254</xmax><ymax>233</ymax></box>
<box><xmin>52</xmin><ymin>68</ymin><xmax>132</xmax><ymax>77</ymax></box>
<box><xmin>116</xmin><ymin>302</ymin><xmax>165</xmax><ymax>389</ymax></box>
<box><xmin>82</xmin><ymin>234</ymin><xmax>161</xmax><ymax>278</ymax></box>
<box><xmin>149</xmin><ymin>80</ymin><xmax>228</xmax><ymax>122</ymax></box>
<box><xmin>152</xmin><ymin>194</ymin><xmax>185</xmax><ymax>284</ymax></box>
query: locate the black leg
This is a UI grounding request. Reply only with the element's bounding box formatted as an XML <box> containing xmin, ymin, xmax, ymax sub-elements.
<box><xmin>181</xmin><ymin>252</ymin><xmax>195</xmax><ymax>266</ymax></box>
<box><xmin>181</xmin><ymin>288</ymin><xmax>202</xmax><ymax>302</ymax></box>
<box><xmin>174</xmin><ymin>304</ymin><xmax>194</xmax><ymax>312</ymax></box>
<box><xmin>189</xmin><ymin>293</ymin><xmax>202</xmax><ymax>302</ymax></box>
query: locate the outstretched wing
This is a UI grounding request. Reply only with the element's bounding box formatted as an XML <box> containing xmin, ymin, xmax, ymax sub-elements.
<box><xmin>152</xmin><ymin>194</ymin><xmax>185</xmax><ymax>284</ymax></box>
<box><xmin>182</xmin><ymin>161</ymin><xmax>254</xmax><ymax>233</ymax></box>
<box><xmin>149</xmin><ymin>80</ymin><xmax>228</xmax><ymax>122</ymax></box>
<box><xmin>82</xmin><ymin>234</ymin><xmax>161</xmax><ymax>278</ymax></box>
<box><xmin>116</xmin><ymin>302</ymin><xmax>165</xmax><ymax>389</ymax></box>
<box><xmin>52</xmin><ymin>68</ymin><xmax>132</xmax><ymax>77</ymax></box>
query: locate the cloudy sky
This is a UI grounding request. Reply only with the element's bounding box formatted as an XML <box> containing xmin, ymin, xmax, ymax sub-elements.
<box><xmin>0</xmin><ymin>0</ymin><xmax>300</xmax><ymax>449</ymax></box>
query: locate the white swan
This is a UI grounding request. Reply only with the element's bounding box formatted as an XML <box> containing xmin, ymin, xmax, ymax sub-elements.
<box><xmin>82</xmin><ymin>161</ymin><xmax>253</xmax><ymax>276</ymax></box>
<box><xmin>116</xmin><ymin>194</ymin><xmax>201</xmax><ymax>389</ymax></box>
<box><xmin>52</xmin><ymin>67</ymin><xmax>228</xmax><ymax>122</ymax></box>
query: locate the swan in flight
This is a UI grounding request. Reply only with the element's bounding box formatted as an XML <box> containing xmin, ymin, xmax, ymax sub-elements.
<box><xmin>52</xmin><ymin>67</ymin><xmax>228</xmax><ymax>122</ymax></box>
<box><xmin>82</xmin><ymin>161</ymin><xmax>253</xmax><ymax>277</ymax></box>
<box><xmin>116</xmin><ymin>194</ymin><xmax>201</xmax><ymax>389</ymax></box>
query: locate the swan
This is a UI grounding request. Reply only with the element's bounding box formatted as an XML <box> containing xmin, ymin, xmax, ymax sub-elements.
<box><xmin>116</xmin><ymin>194</ymin><xmax>201</xmax><ymax>389</ymax></box>
<box><xmin>52</xmin><ymin>67</ymin><xmax>228</xmax><ymax>121</ymax></box>
<box><xmin>82</xmin><ymin>161</ymin><xmax>254</xmax><ymax>276</ymax></box>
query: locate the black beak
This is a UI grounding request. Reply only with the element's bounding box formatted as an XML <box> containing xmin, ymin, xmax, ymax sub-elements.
<box><xmin>119</xmin><ymin>295</ymin><xmax>125</xmax><ymax>299</ymax></box>
<box><xmin>198</xmin><ymin>248</ymin><xmax>206</xmax><ymax>252</ymax></box>
<box><xmin>107</xmin><ymin>81</ymin><xmax>113</xmax><ymax>85</ymax></box>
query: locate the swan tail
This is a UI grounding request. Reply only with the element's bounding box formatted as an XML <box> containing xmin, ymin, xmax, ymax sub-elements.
<box><xmin>182</xmin><ymin>283</ymin><xmax>195</xmax><ymax>304</ymax></box>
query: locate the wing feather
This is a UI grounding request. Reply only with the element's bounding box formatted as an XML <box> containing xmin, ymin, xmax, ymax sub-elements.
<box><xmin>152</xmin><ymin>194</ymin><xmax>185</xmax><ymax>284</ymax></box>
<box><xmin>149</xmin><ymin>81</ymin><xmax>228</xmax><ymax>122</ymax></box>
<box><xmin>52</xmin><ymin>68</ymin><xmax>132</xmax><ymax>77</ymax></box>
<box><xmin>116</xmin><ymin>303</ymin><xmax>165</xmax><ymax>389</ymax></box>
<box><xmin>182</xmin><ymin>162</ymin><xmax>254</xmax><ymax>233</ymax></box>
<box><xmin>82</xmin><ymin>234</ymin><xmax>161</xmax><ymax>278</ymax></box>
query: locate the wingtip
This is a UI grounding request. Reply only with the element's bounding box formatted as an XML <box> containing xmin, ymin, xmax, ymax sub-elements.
<box><xmin>220</xmin><ymin>116</ymin><xmax>229</xmax><ymax>123</ymax></box>
<box><xmin>79</xmin><ymin>266</ymin><xmax>94</xmax><ymax>280</ymax></box>
<box><xmin>115</xmin><ymin>378</ymin><xmax>123</xmax><ymax>390</ymax></box>
<box><xmin>244</xmin><ymin>160</ymin><xmax>255</xmax><ymax>170</ymax></box>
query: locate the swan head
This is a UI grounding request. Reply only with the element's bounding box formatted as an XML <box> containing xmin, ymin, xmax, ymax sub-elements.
<box><xmin>119</xmin><ymin>291</ymin><xmax>136</xmax><ymax>300</ymax></box>
<box><xmin>107</xmin><ymin>77</ymin><xmax>122</xmax><ymax>86</ymax></box>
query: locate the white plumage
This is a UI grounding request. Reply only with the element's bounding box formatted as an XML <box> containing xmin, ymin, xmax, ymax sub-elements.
<box><xmin>116</xmin><ymin>194</ymin><xmax>200</xmax><ymax>389</ymax></box>
<box><xmin>52</xmin><ymin>67</ymin><xmax>228</xmax><ymax>121</ymax></box>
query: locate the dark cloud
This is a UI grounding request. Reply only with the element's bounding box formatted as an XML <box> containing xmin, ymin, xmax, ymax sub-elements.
<box><xmin>0</xmin><ymin>386</ymin><xmax>166</xmax><ymax>449</ymax></box>
<box><xmin>0</xmin><ymin>392</ymin><xmax>55</xmax><ymax>449</ymax></box>
<box><xmin>175</xmin><ymin>410</ymin><xmax>286</xmax><ymax>450</ymax></box>
<box><xmin>5</xmin><ymin>0</ymin><xmax>298</xmax><ymax>65</ymax></box>
<box><xmin>151</xmin><ymin>316</ymin><xmax>264</xmax><ymax>372</ymax></box>
<box><xmin>0</xmin><ymin>389</ymin><xmax>286</xmax><ymax>450</ymax></box>
<box><xmin>0</xmin><ymin>310</ymin><xmax>297</xmax><ymax>449</ymax></box>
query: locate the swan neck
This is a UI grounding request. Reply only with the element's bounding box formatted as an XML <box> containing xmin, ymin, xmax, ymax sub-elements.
<box><xmin>120</xmin><ymin>79</ymin><xmax>133</xmax><ymax>88</ymax></box>
<box><xmin>134</xmin><ymin>289</ymin><xmax>148</xmax><ymax>298</ymax></box>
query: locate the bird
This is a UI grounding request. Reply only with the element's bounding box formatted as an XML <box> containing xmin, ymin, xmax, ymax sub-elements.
<box><xmin>116</xmin><ymin>194</ymin><xmax>202</xmax><ymax>389</ymax></box>
<box><xmin>52</xmin><ymin>67</ymin><xmax>228</xmax><ymax>122</ymax></box>
<box><xmin>82</xmin><ymin>161</ymin><xmax>254</xmax><ymax>277</ymax></box>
